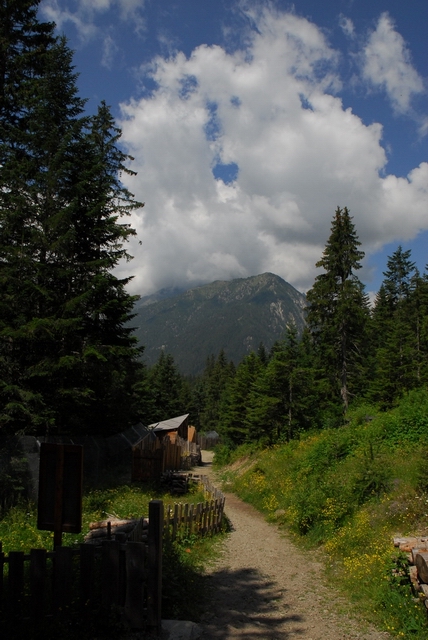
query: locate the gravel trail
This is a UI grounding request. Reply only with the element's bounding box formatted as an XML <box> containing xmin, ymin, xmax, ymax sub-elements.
<box><xmin>197</xmin><ymin>451</ymin><xmax>391</xmax><ymax>640</ymax></box>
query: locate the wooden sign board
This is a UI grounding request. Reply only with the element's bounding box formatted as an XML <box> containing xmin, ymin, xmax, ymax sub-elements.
<box><xmin>38</xmin><ymin>443</ymin><xmax>83</xmax><ymax>538</ymax></box>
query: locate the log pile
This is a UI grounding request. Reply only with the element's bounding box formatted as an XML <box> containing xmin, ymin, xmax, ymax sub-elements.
<box><xmin>84</xmin><ymin>517</ymin><xmax>148</xmax><ymax>543</ymax></box>
<box><xmin>394</xmin><ymin>536</ymin><xmax>428</xmax><ymax>610</ymax></box>
<box><xmin>160</xmin><ymin>470</ymin><xmax>193</xmax><ymax>494</ymax></box>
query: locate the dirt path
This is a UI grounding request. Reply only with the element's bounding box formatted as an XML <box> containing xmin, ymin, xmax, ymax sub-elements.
<box><xmin>197</xmin><ymin>451</ymin><xmax>391</xmax><ymax>640</ymax></box>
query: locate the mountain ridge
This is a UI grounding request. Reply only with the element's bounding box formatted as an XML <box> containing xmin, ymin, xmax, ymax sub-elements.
<box><xmin>132</xmin><ymin>273</ymin><xmax>307</xmax><ymax>376</ymax></box>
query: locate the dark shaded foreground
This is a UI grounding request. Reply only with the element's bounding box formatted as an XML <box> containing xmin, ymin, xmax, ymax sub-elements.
<box><xmin>199</xmin><ymin>565</ymin><xmax>304</xmax><ymax>639</ymax></box>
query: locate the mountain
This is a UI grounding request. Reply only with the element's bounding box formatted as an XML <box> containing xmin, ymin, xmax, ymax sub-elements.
<box><xmin>132</xmin><ymin>273</ymin><xmax>307</xmax><ymax>376</ymax></box>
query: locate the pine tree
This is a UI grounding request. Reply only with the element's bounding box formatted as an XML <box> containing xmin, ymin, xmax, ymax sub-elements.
<box><xmin>0</xmin><ymin>3</ymin><xmax>145</xmax><ymax>438</ymax></box>
<box><xmin>246</xmin><ymin>325</ymin><xmax>318</xmax><ymax>443</ymax></box>
<box><xmin>369</xmin><ymin>247</ymin><xmax>419</xmax><ymax>406</ymax></box>
<box><xmin>306</xmin><ymin>207</ymin><xmax>369</xmax><ymax>414</ymax></box>
<box><xmin>195</xmin><ymin>350</ymin><xmax>235</xmax><ymax>432</ymax></box>
<box><xmin>147</xmin><ymin>352</ymin><xmax>188</xmax><ymax>423</ymax></box>
<box><xmin>383</xmin><ymin>246</ymin><xmax>415</xmax><ymax>304</ymax></box>
<box><xmin>218</xmin><ymin>351</ymin><xmax>264</xmax><ymax>445</ymax></box>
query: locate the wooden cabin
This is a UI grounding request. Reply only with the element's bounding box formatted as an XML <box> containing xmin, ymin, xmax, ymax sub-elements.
<box><xmin>150</xmin><ymin>414</ymin><xmax>190</xmax><ymax>444</ymax></box>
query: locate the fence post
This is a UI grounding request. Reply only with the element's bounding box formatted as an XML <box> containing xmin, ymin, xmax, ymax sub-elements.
<box><xmin>0</xmin><ymin>542</ymin><xmax>3</xmax><ymax>602</ymax></box>
<box><xmin>53</xmin><ymin>546</ymin><xmax>73</xmax><ymax>613</ymax></box>
<box><xmin>147</xmin><ymin>500</ymin><xmax>163</xmax><ymax>637</ymax></box>
<box><xmin>101</xmin><ymin>540</ymin><xmax>122</xmax><ymax>607</ymax></box>
<box><xmin>79</xmin><ymin>543</ymin><xmax>95</xmax><ymax>612</ymax></box>
<box><xmin>124</xmin><ymin>542</ymin><xmax>146</xmax><ymax>629</ymax></box>
<box><xmin>30</xmin><ymin>548</ymin><xmax>47</xmax><ymax>620</ymax></box>
<box><xmin>8</xmin><ymin>551</ymin><xmax>24</xmax><ymax>617</ymax></box>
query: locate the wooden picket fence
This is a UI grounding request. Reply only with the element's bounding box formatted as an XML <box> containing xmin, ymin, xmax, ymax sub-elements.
<box><xmin>164</xmin><ymin>474</ymin><xmax>226</xmax><ymax>541</ymax></box>
<box><xmin>0</xmin><ymin>474</ymin><xmax>225</xmax><ymax>633</ymax></box>
<box><xmin>0</xmin><ymin>501</ymin><xmax>163</xmax><ymax>635</ymax></box>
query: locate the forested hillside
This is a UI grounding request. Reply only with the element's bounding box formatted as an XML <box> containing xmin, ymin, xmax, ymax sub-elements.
<box><xmin>163</xmin><ymin>207</ymin><xmax>428</xmax><ymax>443</ymax></box>
<box><xmin>132</xmin><ymin>272</ymin><xmax>306</xmax><ymax>376</ymax></box>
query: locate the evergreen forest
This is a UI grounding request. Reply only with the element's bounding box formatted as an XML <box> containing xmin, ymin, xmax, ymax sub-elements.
<box><xmin>189</xmin><ymin>207</ymin><xmax>428</xmax><ymax>448</ymax></box>
<box><xmin>0</xmin><ymin>0</ymin><xmax>147</xmax><ymax>441</ymax></box>
<box><xmin>2</xmin><ymin>1</ymin><xmax>428</xmax><ymax>453</ymax></box>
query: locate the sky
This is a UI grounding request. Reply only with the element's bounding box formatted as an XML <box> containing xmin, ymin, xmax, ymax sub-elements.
<box><xmin>39</xmin><ymin>0</ymin><xmax>428</xmax><ymax>299</ymax></box>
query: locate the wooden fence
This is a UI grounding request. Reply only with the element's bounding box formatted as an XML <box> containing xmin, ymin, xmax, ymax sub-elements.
<box><xmin>164</xmin><ymin>474</ymin><xmax>226</xmax><ymax>541</ymax></box>
<box><xmin>0</xmin><ymin>500</ymin><xmax>163</xmax><ymax>635</ymax></box>
<box><xmin>132</xmin><ymin>435</ymin><xmax>201</xmax><ymax>482</ymax></box>
<box><xmin>1</xmin><ymin>474</ymin><xmax>225</xmax><ymax>633</ymax></box>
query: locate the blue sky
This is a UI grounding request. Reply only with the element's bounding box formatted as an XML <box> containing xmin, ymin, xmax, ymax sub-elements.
<box><xmin>40</xmin><ymin>0</ymin><xmax>428</xmax><ymax>298</ymax></box>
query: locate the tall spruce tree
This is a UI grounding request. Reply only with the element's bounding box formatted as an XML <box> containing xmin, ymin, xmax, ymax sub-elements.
<box><xmin>147</xmin><ymin>352</ymin><xmax>189</xmax><ymax>423</ymax></box>
<box><xmin>195</xmin><ymin>350</ymin><xmax>235</xmax><ymax>432</ymax></box>
<box><xmin>306</xmin><ymin>207</ymin><xmax>369</xmax><ymax>414</ymax></box>
<box><xmin>218</xmin><ymin>351</ymin><xmax>264</xmax><ymax>445</ymax></box>
<box><xmin>0</xmin><ymin>1</ymin><xmax>145</xmax><ymax>438</ymax></box>
<box><xmin>246</xmin><ymin>325</ymin><xmax>317</xmax><ymax>443</ymax></box>
<box><xmin>369</xmin><ymin>247</ymin><xmax>418</xmax><ymax>406</ymax></box>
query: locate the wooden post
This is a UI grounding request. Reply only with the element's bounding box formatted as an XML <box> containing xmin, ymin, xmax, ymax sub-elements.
<box><xmin>8</xmin><ymin>551</ymin><xmax>24</xmax><ymax>617</ymax></box>
<box><xmin>54</xmin><ymin>445</ymin><xmax>65</xmax><ymax>548</ymax></box>
<box><xmin>189</xmin><ymin>504</ymin><xmax>194</xmax><ymax>536</ymax></box>
<box><xmin>101</xmin><ymin>540</ymin><xmax>121</xmax><ymax>607</ymax></box>
<box><xmin>30</xmin><ymin>548</ymin><xmax>47</xmax><ymax>620</ymax></box>
<box><xmin>80</xmin><ymin>543</ymin><xmax>95</xmax><ymax>611</ymax></box>
<box><xmin>0</xmin><ymin>541</ymin><xmax>3</xmax><ymax>602</ymax></box>
<box><xmin>147</xmin><ymin>500</ymin><xmax>163</xmax><ymax>637</ymax></box>
<box><xmin>172</xmin><ymin>503</ymin><xmax>179</xmax><ymax>541</ymax></box>
<box><xmin>53</xmin><ymin>546</ymin><xmax>73</xmax><ymax>613</ymax></box>
<box><xmin>184</xmin><ymin>503</ymin><xmax>189</xmax><ymax>536</ymax></box>
<box><xmin>124</xmin><ymin>542</ymin><xmax>146</xmax><ymax>628</ymax></box>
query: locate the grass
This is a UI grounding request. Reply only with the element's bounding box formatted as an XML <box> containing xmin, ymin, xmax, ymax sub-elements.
<box><xmin>215</xmin><ymin>389</ymin><xmax>428</xmax><ymax>640</ymax></box>
<box><xmin>0</xmin><ymin>480</ymin><xmax>208</xmax><ymax>553</ymax></box>
<box><xmin>0</xmin><ymin>475</ymin><xmax>227</xmax><ymax>638</ymax></box>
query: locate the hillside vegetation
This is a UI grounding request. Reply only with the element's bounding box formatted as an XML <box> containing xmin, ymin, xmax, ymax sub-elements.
<box><xmin>215</xmin><ymin>390</ymin><xmax>428</xmax><ymax>639</ymax></box>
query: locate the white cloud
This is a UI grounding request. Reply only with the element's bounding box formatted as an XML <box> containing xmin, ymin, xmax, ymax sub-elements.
<box><xmin>41</xmin><ymin>0</ymin><xmax>146</xmax><ymax>41</ymax></box>
<box><xmin>41</xmin><ymin>0</ymin><xmax>97</xmax><ymax>41</ymax></box>
<box><xmin>339</xmin><ymin>14</ymin><xmax>355</xmax><ymax>39</ymax></box>
<box><xmin>101</xmin><ymin>33</ymin><xmax>119</xmax><ymax>69</ymax></box>
<box><xmin>115</xmin><ymin>7</ymin><xmax>428</xmax><ymax>296</ymax></box>
<box><xmin>361</xmin><ymin>12</ymin><xmax>425</xmax><ymax>116</ymax></box>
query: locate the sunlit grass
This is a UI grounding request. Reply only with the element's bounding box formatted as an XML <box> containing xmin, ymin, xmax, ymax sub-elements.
<box><xmin>216</xmin><ymin>391</ymin><xmax>428</xmax><ymax>639</ymax></box>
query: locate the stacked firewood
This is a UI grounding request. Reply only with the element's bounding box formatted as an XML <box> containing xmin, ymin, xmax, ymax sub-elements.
<box><xmin>394</xmin><ymin>536</ymin><xmax>428</xmax><ymax>609</ymax></box>
<box><xmin>84</xmin><ymin>517</ymin><xmax>148</xmax><ymax>543</ymax></box>
<box><xmin>160</xmin><ymin>470</ymin><xmax>191</xmax><ymax>494</ymax></box>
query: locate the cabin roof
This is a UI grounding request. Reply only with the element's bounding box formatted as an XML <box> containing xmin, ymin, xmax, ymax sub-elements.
<box><xmin>149</xmin><ymin>414</ymin><xmax>189</xmax><ymax>433</ymax></box>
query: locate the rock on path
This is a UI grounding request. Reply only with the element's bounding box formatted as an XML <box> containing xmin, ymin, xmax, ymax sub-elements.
<box><xmin>197</xmin><ymin>451</ymin><xmax>391</xmax><ymax>640</ymax></box>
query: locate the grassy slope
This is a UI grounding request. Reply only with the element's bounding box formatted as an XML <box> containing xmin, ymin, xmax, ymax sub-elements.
<box><xmin>215</xmin><ymin>389</ymin><xmax>428</xmax><ymax>639</ymax></box>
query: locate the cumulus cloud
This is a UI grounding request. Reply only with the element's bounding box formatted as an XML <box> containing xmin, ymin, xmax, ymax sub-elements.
<box><xmin>115</xmin><ymin>8</ymin><xmax>428</xmax><ymax>296</ymax></box>
<box><xmin>361</xmin><ymin>12</ymin><xmax>425</xmax><ymax>116</ymax></box>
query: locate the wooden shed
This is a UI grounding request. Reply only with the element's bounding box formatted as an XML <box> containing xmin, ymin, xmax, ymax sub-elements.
<box><xmin>151</xmin><ymin>414</ymin><xmax>190</xmax><ymax>444</ymax></box>
<box><xmin>131</xmin><ymin>415</ymin><xmax>194</xmax><ymax>481</ymax></box>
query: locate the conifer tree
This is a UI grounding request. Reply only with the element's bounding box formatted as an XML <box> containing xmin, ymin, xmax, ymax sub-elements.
<box><xmin>147</xmin><ymin>352</ymin><xmax>188</xmax><ymax>423</ymax></box>
<box><xmin>195</xmin><ymin>350</ymin><xmax>235</xmax><ymax>432</ymax></box>
<box><xmin>306</xmin><ymin>207</ymin><xmax>369</xmax><ymax>414</ymax></box>
<box><xmin>369</xmin><ymin>247</ymin><xmax>419</xmax><ymax>406</ymax></box>
<box><xmin>0</xmin><ymin>2</ymin><xmax>145</xmax><ymax>438</ymax></box>
<box><xmin>218</xmin><ymin>351</ymin><xmax>264</xmax><ymax>445</ymax></box>
<box><xmin>246</xmin><ymin>325</ymin><xmax>318</xmax><ymax>443</ymax></box>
